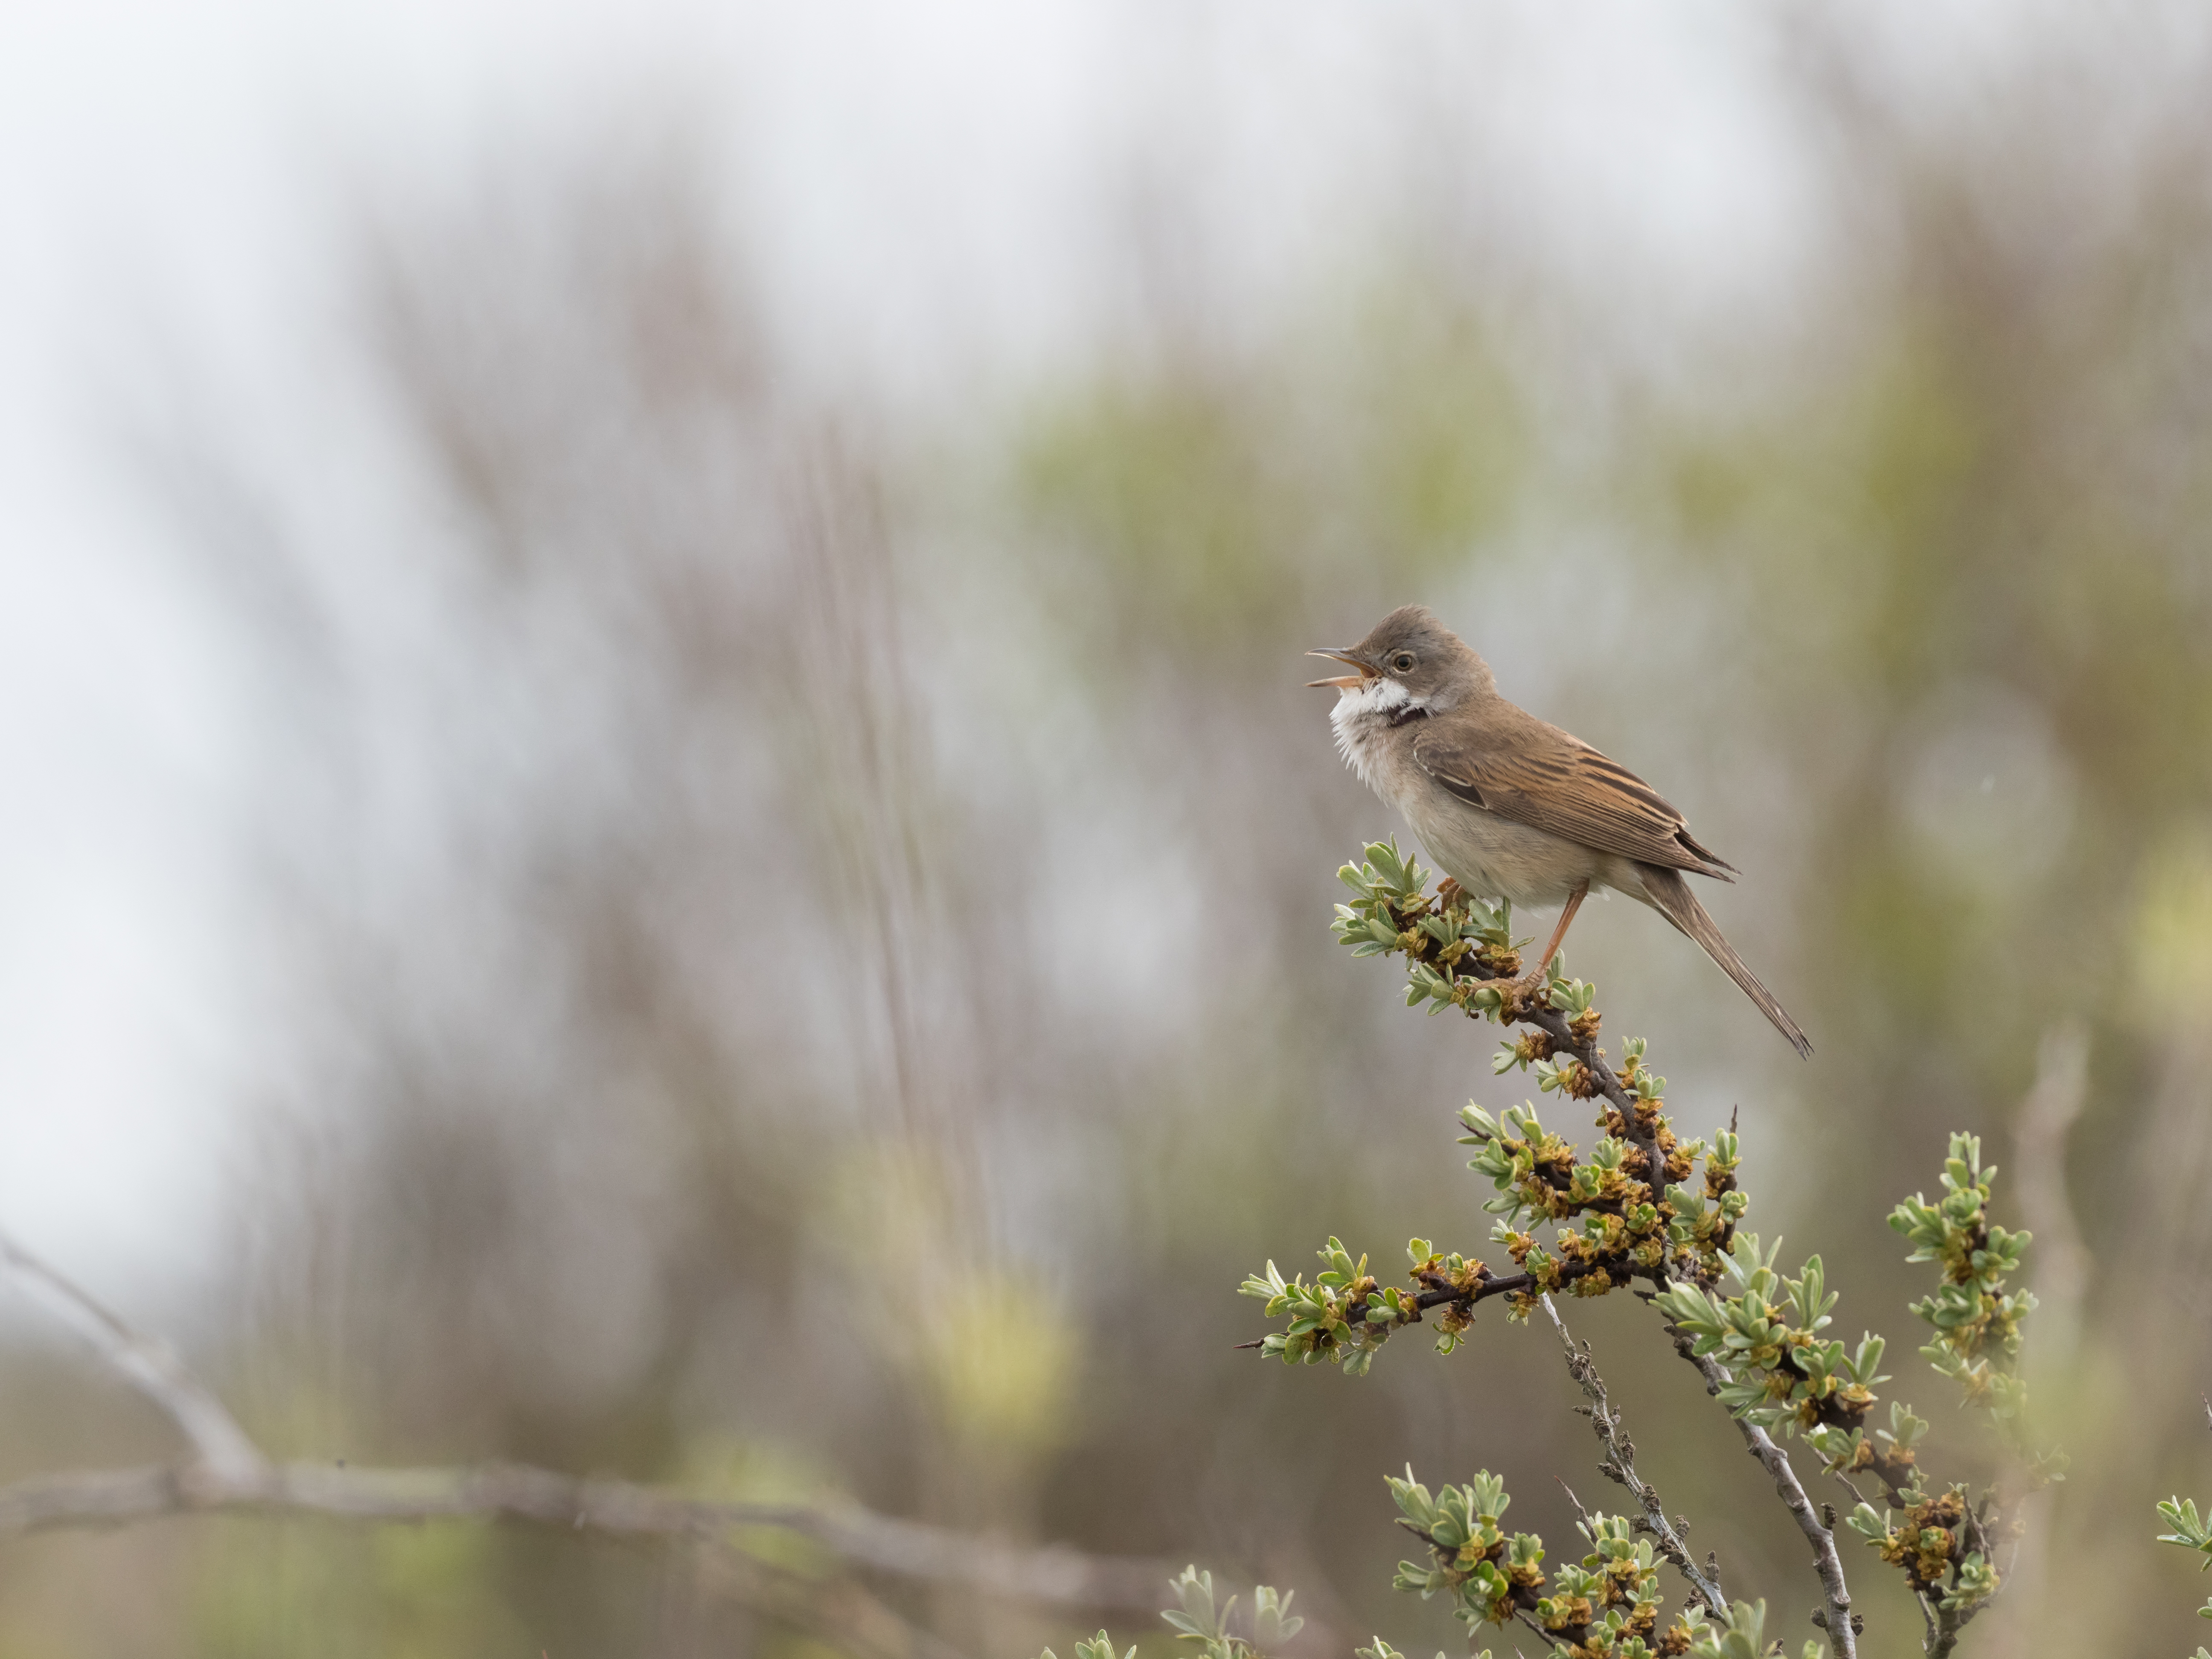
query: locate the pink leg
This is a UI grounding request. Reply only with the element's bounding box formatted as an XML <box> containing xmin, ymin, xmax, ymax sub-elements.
<box><xmin>1524</xmin><ymin>880</ymin><xmax>1589</xmax><ymax>985</ymax></box>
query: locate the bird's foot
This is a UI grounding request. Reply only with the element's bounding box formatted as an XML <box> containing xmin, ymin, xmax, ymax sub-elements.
<box><xmin>1508</xmin><ymin>960</ymin><xmax>1556</xmax><ymax>1014</ymax></box>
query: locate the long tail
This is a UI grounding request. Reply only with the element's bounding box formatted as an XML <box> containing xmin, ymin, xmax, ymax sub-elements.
<box><xmin>1635</xmin><ymin>864</ymin><xmax>1813</xmax><ymax>1058</ymax></box>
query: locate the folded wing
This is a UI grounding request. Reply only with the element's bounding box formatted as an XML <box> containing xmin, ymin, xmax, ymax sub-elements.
<box><xmin>1411</xmin><ymin>724</ymin><xmax>1737</xmax><ymax>880</ymax></box>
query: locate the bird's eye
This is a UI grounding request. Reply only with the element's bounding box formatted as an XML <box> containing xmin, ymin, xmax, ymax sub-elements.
<box><xmin>1391</xmin><ymin>652</ymin><xmax>1416</xmax><ymax>672</ymax></box>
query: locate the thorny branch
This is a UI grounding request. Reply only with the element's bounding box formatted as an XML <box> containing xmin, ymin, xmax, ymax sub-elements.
<box><xmin>1269</xmin><ymin>844</ymin><xmax>2058</xmax><ymax>1657</ymax></box>
<box><xmin>1659</xmin><ymin>1311</ymin><xmax>1860</xmax><ymax>1659</ymax></box>
<box><xmin>1539</xmin><ymin>1294</ymin><xmax>1724</xmax><ymax>1614</ymax></box>
<box><xmin>0</xmin><ymin>1231</ymin><xmax>1175</xmax><ymax>1617</ymax></box>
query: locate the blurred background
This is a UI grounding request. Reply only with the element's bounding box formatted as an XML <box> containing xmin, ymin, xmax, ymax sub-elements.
<box><xmin>2</xmin><ymin>1</ymin><xmax>2210</xmax><ymax>1654</ymax></box>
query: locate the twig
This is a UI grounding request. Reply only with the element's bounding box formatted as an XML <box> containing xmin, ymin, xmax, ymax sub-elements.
<box><xmin>1540</xmin><ymin>1295</ymin><xmax>1723</xmax><ymax>1613</ymax></box>
<box><xmin>1512</xmin><ymin>1607</ymin><xmax>1556</xmax><ymax>1646</ymax></box>
<box><xmin>1554</xmin><ymin>1475</ymin><xmax>1595</xmax><ymax>1535</ymax></box>
<box><xmin>1971</xmin><ymin>1027</ymin><xmax>2091</xmax><ymax>1659</ymax></box>
<box><xmin>1516</xmin><ymin>998</ymin><xmax>1664</xmax><ymax>1179</ymax></box>
<box><xmin>0</xmin><ymin>1231</ymin><xmax>268</xmax><ymax>1485</ymax></box>
<box><xmin>0</xmin><ymin>1460</ymin><xmax>1172</xmax><ymax>1605</ymax></box>
<box><xmin>0</xmin><ymin>1232</ymin><xmax>1174</xmax><ymax>1611</ymax></box>
<box><xmin>2011</xmin><ymin>1023</ymin><xmax>2090</xmax><ymax>1355</ymax></box>
<box><xmin>1419</xmin><ymin>926</ymin><xmax>1660</xmax><ymax>1176</ymax></box>
<box><xmin>1829</xmin><ymin>1469</ymin><xmax>1872</xmax><ymax>1510</ymax></box>
<box><xmin>1659</xmin><ymin>1314</ymin><xmax>1858</xmax><ymax>1659</ymax></box>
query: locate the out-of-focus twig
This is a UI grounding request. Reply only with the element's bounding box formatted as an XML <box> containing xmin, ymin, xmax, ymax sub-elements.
<box><xmin>0</xmin><ymin>1460</ymin><xmax>1171</xmax><ymax>1606</ymax></box>
<box><xmin>0</xmin><ymin>1231</ymin><xmax>267</xmax><ymax>1485</ymax></box>
<box><xmin>2011</xmin><ymin>1022</ymin><xmax>2090</xmax><ymax>1353</ymax></box>
<box><xmin>1973</xmin><ymin>1023</ymin><xmax>2090</xmax><ymax>1659</ymax></box>
<box><xmin>0</xmin><ymin>1231</ymin><xmax>1173</xmax><ymax>1612</ymax></box>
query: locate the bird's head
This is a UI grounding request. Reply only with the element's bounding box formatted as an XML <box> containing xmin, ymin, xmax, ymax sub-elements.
<box><xmin>1307</xmin><ymin>605</ymin><xmax>1489</xmax><ymax>710</ymax></box>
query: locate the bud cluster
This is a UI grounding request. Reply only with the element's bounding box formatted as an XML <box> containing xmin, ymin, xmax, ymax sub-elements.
<box><xmin>1385</xmin><ymin>1466</ymin><xmax>1809</xmax><ymax>1659</ymax></box>
<box><xmin>1888</xmin><ymin>1135</ymin><xmax>2037</xmax><ymax>1433</ymax></box>
<box><xmin>1183</xmin><ymin>843</ymin><xmax>2077</xmax><ymax>1659</ymax></box>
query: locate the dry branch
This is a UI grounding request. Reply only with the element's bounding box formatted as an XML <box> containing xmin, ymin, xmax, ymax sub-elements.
<box><xmin>1659</xmin><ymin>1313</ymin><xmax>1859</xmax><ymax>1659</ymax></box>
<box><xmin>1540</xmin><ymin>1294</ymin><xmax>1724</xmax><ymax>1614</ymax></box>
<box><xmin>0</xmin><ymin>1231</ymin><xmax>1174</xmax><ymax>1614</ymax></box>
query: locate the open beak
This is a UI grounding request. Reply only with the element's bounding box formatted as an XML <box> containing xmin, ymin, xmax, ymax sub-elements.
<box><xmin>1306</xmin><ymin>648</ymin><xmax>1376</xmax><ymax>689</ymax></box>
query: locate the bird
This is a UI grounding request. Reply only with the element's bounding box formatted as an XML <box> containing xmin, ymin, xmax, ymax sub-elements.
<box><xmin>1309</xmin><ymin>604</ymin><xmax>1811</xmax><ymax>1057</ymax></box>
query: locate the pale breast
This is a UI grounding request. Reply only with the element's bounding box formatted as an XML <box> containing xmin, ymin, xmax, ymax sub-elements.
<box><xmin>1333</xmin><ymin>683</ymin><xmax>1631</xmax><ymax>910</ymax></box>
<box><xmin>1405</xmin><ymin>789</ymin><xmax>1606</xmax><ymax>909</ymax></box>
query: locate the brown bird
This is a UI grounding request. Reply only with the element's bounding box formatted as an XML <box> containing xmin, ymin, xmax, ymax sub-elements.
<box><xmin>1310</xmin><ymin>605</ymin><xmax>1810</xmax><ymax>1057</ymax></box>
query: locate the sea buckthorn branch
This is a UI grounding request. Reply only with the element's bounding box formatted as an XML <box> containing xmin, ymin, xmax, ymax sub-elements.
<box><xmin>1843</xmin><ymin>1135</ymin><xmax>2063</xmax><ymax>1655</ymax></box>
<box><xmin>1229</xmin><ymin>841</ymin><xmax>2083</xmax><ymax>1659</ymax></box>
<box><xmin>1236</xmin><ymin>1087</ymin><xmax>1749</xmax><ymax>1374</ymax></box>
<box><xmin>1385</xmin><ymin>1466</ymin><xmax>1749</xmax><ymax>1657</ymax></box>
<box><xmin>1651</xmin><ymin>1243</ymin><xmax>1907</xmax><ymax>1501</ymax></box>
<box><xmin>1655</xmin><ymin>1313</ymin><xmax>1861</xmax><ymax>1658</ymax></box>
<box><xmin>1844</xmin><ymin>1139</ymin><xmax>2060</xmax><ymax>1656</ymax></box>
<box><xmin>1245</xmin><ymin>844</ymin><xmax>1851</xmax><ymax>1655</ymax></box>
<box><xmin>1540</xmin><ymin>1294</ymin><xmax>1726</xmax><ymax>1614</ymax></box>
<box><xmin>1331</xmin><ymin>841</ymin><xmax>1662</xmax><ymax>1175</ymax></box>
<box><xmin>1243</xmin><ymin>844</ymin><xmax>1747</xmax><ymax>1369</ymax></box>
<box><xmin>1656</xmin><ymin>1136</ymin><xmax>2062</xmax><ymax>1656</ymax></box>
<box><xmin>1887</xmin><ymin>1136</ymin><xmax>2052</xmax><ymax>1468</ymax></box>
<box><xmin>1046</xmin><ymin>1540</ymin><xmax>1813</xmax><ymax>1659</ymax></box>
<box><xmin>1251</xmin><ymin>841</ymin><xmax>1862</xmax><ymax>1654</ymax></box>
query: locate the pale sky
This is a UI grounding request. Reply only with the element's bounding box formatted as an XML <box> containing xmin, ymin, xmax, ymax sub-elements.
<box><xmin>0</xmin><ymin>0</ymin><xmax>1910</xmax><ymax>1312</ymax></box>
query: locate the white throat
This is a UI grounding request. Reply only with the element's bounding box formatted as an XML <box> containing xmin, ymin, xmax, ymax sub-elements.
<box><xmin>1330</xmin><ymin>677</ymin><xmax>1422</xmax><ymax>792</ymax></box>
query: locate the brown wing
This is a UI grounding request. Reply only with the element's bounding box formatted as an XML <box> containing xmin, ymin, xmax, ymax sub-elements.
<box><xmin>1411</xmin><ymin>722</ymin><xmax>1737</xmax><ymax>880</ymax></box>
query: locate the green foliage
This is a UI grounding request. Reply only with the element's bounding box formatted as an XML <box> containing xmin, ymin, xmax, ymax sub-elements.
<box><xmin>2157</xmin><ymin>1496</ymin><xmax>2212</xmax><ymax>1572</ymax></box>
<box><xmin>1677</xmin><ymin>1599</ymin><xmax>1822</xmax><ymax>1659</ymax></box>
<box><xmin>1042</xmin><ymin>1634</ymin><xmax>1134</xmax><ymax>1659</ymax></box>
<box><xmin>1652</xmin><ymin>1236</ymin><xmax>1892</xmax><ymax>1471</ymax></box>
<box><xmin>1045</xmin><ymin>1566</ymin><xmax>1306</xmax><ymax>1659</ymax></box>
<box><xmin>1227</xmin><ymin>842</ymin><xmax>2089</xmax><ymax>1654</ymax></box>
<box><xmin>1888</xmin><ymin>1134</ymin><xmax>2040</xmax><ymax>1435</ymax></box>
<box><xmin>191</xmin><ymin>1516</ymin><xmax>530</xmax><ymax>1659</ymax></box>
<box><xmin>1238</xmin><ymin>1238</ymin><xmax>1420</xmax><ymax>1375</ymax></box>
<box><xmin>1650</xmin><ymin>1128</ymin><xmax>2066</xmax><ymax>1635</ymax></box>
<box><xmin>1356</xmin><ymin>1641</ymin><xmax>1487</xmax><ymax>1659</ymax></box>
<box><xmin>1332</xmin><ymin>838</ymin><xmax>1521</xmax><ymax>1016</ymax></box>
<box><xmin>1382</xmin><ymin>1465</ymin><xmax>1716</xmax><ymax>1657</ymax></box>
<box><xmin>1386</xmin><ymin>1466</ymin><xmax>1537</xmax><ymax>1630</ymax></box>
<box><xmin>2157</xmin><ymin>1496</ymin><xmax>2212</xmax><ymax>1641</ymax></box>
<box><xmin>1249</xmin><ymin>843</ymin><xmax>1752</xmax><ymax>1364</ymax></box>
<box><xmin>1161</xmin><ymin>1565</ymin><xmax>1302</xmax><ymax>1659</ymax></box>
<box><xmin>1015</xmin><ymin>292</ymin><xmax>1522</xmax><ymax>661</ymax></box>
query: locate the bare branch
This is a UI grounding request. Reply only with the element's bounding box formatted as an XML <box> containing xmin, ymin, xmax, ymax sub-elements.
<box><xmin>1661</xmin><ymin>1317</ymin><xmax>1858</xmax><ymax>1659</ymax></box>
<box><xmin>1829</xmin><ymin>1468</ymin><xmax>1873</xmax><ymax>1510</ymax></box>
<box><xmin>0</xmin><ymin>1228</ymin><xmax>1174</xmax><ymax>1611</ymax></box>
<box><xmin>2011</xmin><ymin>1022</ymin><xmax>2090</xmax><ymax>1352</ymax></box>
<box><xmin>1554</xmin><ymin>1474</ymin><xmax>1595</xmax><ymax>1535</ymax></box>
<box><xmin>0</xmin><ymin>1231</ymin><xmax>268</xmax><ymax>1485</ymax></box>
<box><xmin>0</xmin><ymin>1458</ymin><xmax>1173</xmax><ymax>1607</ymax></box>
<box><xmin>1540</xmin><ymin>1294</ymin><xmax>1724</xmax><ymax>1613</ymax></box>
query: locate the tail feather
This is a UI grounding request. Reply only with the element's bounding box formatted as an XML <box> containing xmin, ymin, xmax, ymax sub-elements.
<box><xmin>1635</xmin><ymin>864</ymin><xmax>1813</xmax><ymax>1059</ymax></box>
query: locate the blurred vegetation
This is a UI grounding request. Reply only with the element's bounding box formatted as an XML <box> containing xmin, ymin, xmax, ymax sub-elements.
<box><xmin>4</xmin><ymin>11</ymin><xmax>2212</xmax><ymax>1659</ymax></box>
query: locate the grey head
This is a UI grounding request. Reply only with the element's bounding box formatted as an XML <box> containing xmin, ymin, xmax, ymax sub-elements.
<box><xmin>1307</xmin><ymin>605</ymin><xmax>1494</xmax><ymax>710</ymax></box>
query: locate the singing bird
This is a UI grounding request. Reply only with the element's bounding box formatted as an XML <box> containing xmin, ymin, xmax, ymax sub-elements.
<box><xmin>1310</xmin><ymin>605</ymin><xmax>1811</xmax><ymax>1057</ymax></box>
